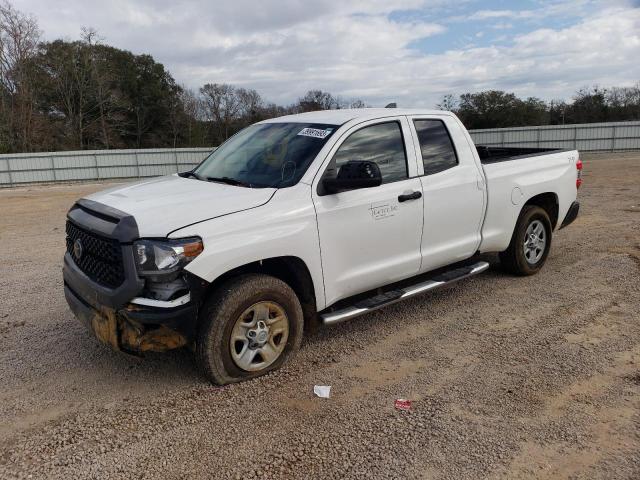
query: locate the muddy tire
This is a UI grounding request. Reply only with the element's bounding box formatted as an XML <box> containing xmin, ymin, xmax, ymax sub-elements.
<box><xmin>499</xmin><ymin>205</ymin><xmax>552</xmax><ymax>276</ymax></box>
<box><xmin>195</xmin><ymin>274</ymin><xmax>304</xmax><ymax>385</ymax></box>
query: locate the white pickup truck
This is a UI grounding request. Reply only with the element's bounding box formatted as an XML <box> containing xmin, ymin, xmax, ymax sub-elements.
<box><xmin>63</xmin><ymin>108</ymin><xmax>581</xmax><ymax>384</ymax></box>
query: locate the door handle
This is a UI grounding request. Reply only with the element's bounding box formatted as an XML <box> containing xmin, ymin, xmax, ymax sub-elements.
<box><xmin>398</xmin><ymin>191</ymin><xmax>422</xmax><ymax>202</ymax></box>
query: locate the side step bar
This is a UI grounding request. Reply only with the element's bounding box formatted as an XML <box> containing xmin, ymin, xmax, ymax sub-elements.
<box><xmin>320</xmin><ymin>261</ymin><xmax>490</xmax><ymax>325</ymax></box>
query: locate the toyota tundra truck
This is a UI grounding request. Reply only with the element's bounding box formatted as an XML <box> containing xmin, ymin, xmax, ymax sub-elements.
<box><xmin>63</xmin><ymin>108</ymin><xmax>582</xmax><ymax>384</ymax></box>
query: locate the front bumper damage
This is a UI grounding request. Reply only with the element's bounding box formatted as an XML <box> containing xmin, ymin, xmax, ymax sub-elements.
<box><xmin>63</xmin><ymin>199</ymin><xmax>206</xmax><ymax>354</ymax></box>
<box><xmin>64</xmin><ymin>279</ymin><xmax>196</xmax><ymax>353</ymax></box>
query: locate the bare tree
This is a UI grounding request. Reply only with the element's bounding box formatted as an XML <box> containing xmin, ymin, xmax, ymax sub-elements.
<box><xmin>177</xmin><ymin>87</ymin><xmax>197</xmax><ymax>146</ymax></box>
<box><xmin>236</xmin><ymin>87</ymin><xmax>262</xmax><ymax>121</ymax></box>
<box><xmin>165</xmin><ymin>87</ymin><xmax>187</xmax><ymax>148</ymax></box>
<box><xmin>607</xmin><ymin>83</ymin><xmax>640</xmax><ymax>121</ymax></box>
<box><xmin>260</xmin><ymin>102</ymin><xmax>289</xmax><ymax>120</ymax></box>
<box><xmin>200</xmin><ymin>83</ymin><xmax>242</xmax><ymax>142</ymax></box>
<box><xmin>436</xmin><ymin>94</ymin><xmax>458</xmax><ymax>112</ymax></box>
<box><xmin>349</xmin><ymin>99</ymin><xmax>367</xmax><ymax>109</ymax></box>
<box><xmin>297</xmin><ymin>90</ymin><xmax>336</xmax><ymax>112</ymax></box>
<box><xmin>0</xmin><ymin>0</ymin><xmax>40</xmax><ymax>151</ymax></box>
<box><xmin>0</xmin><ymin>1</ymin><xmax>39</xmax><ymax>92</ymax></box>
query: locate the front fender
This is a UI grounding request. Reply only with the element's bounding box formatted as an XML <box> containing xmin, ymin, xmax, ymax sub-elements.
<box><xmin>173</xmin><ymin>184</ymin><xmax>326</xmax><ymax>310</ymax></box>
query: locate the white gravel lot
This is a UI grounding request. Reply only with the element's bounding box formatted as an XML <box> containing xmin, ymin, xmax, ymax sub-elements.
<box><xmin>0</xmin><ymin>153</ymin><xmax>639</xmax><ymax>479</ymax></box>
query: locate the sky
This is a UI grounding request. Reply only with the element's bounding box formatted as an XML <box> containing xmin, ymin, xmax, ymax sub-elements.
<box><xmin>13</xmin><ymin>0</ymin><xmax>640</xmax><ymax>107</ymax></box>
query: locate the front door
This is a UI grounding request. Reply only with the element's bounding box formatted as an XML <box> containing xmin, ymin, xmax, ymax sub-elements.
<box><xmin>313</xmin><ymin>118</ymin><xmax>424</xmax><ymax>307</ymax></box>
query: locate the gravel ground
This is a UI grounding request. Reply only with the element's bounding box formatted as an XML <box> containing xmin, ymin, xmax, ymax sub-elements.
<box><xmin>0</xmin><ymin>152</ymin><xmax>639</xmax><ymax>480</ymax></box>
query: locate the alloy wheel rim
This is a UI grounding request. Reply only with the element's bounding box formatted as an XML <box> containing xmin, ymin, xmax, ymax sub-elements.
<box><xmin>523</xmin><ymin>219</ymin><xmax>546</xmax><ymax>264</ymax></box>
<box><xmin>230</xmin><ymin>301</ymin><xmax>289</xmax><ymax>372</ymax></box>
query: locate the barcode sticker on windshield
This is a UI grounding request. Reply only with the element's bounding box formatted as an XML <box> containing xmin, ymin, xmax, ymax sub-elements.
<box><xmin>297</xmin><ymin>128</ymin><xmax>331</xmax><ymax>139</ymax></box>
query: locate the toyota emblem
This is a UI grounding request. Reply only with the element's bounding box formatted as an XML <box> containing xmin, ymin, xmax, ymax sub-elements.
<box><xmin>73</xmin><ymin>238</ymin><xmax>84</xmax><ymax>260</ymax></box>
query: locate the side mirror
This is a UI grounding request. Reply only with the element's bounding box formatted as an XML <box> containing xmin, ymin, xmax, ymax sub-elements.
<box><xmin>322</xmin><ymin>161</ymin><xmax>382</xmax><ymax>194</ymax></box>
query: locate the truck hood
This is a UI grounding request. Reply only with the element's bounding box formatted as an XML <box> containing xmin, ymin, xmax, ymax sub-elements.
<box><xmin>85</xmin><ymin>175</ymin><xmax>276</xmax><ymax>237</ymax></box>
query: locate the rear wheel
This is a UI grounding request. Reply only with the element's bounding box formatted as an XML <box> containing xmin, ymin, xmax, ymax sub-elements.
<box><xmin>499</xmin><ymin>205</ymin><xmax>552</xmax><ymax>276</ymax></box>
<box><xmin>196</xmin><ymin>274</ymin><xmax>304</xmax><ymax>385</ymax></box>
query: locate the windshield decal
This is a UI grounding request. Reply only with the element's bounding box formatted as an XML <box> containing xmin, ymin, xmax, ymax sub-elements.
<box><xmin>297</xmin><ymin>127</ymin><xmax>331</xmax><ymax>139</ymax></box>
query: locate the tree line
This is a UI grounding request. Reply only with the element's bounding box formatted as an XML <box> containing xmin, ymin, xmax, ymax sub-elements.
<box><xmin>0</xmin><ymin>2</ymin><xmax>367</xmax><ymax>153</ymax></box>
<box><xmin>2</xmin><ymin>1</ymin><xmax>639</xmax><ymax>154</ymax></box>
<box><xmin>438</xmin><ymin>85</ymin><xmax>640</xmax><ymax>130</ymax></box>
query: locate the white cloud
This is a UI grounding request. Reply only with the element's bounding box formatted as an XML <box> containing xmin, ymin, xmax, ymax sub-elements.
<box><xmin>461</xmin><ymin>0</ymin><xmax>607</xmax><ymax>23</ymax></box>
<box><xmin>13</xmin><ymin>0</ymin><xmax>640</xmax><ymax>107</ymax></box>
<box><xmin>468</xmin><ymin>9</ymin><xmax>537</xmax><ymax>20</ymax></box>
<box><xmin>491</xmin><ymin>23</ymin><xmax>514</xmax><ymax>30</ymax></box>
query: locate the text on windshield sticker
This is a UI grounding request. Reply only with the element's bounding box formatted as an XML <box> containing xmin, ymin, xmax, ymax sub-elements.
<box><xmin>297</xmin><ymin>128</ymin><xmax>331</xmax><ymax>139</ymax></box>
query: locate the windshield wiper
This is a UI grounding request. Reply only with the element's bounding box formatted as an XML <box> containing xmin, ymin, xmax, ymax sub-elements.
<box><xmin>206</xmin><ymin>176</ymin><xmax>252</xmax><ymax>188</ymax></box>
<box><xmin>180</xmin><ymin>171</ymin><xmax>202</xmax><ymax>180</ymax></box>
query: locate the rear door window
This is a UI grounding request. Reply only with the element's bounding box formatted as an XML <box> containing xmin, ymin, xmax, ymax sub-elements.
<box><xmin>413</xmin><ymin>119</ymin><xmax>458</xmax><ymax>175</ymax></box>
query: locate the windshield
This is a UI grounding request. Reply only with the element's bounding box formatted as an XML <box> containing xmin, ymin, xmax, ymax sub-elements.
<box><xmin>194</xmin><ymin>122</ymin><xmax>338</xmax><ymax>188</ymax></box>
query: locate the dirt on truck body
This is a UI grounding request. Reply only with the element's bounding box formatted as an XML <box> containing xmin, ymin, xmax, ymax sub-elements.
<box><xmin>0</xmin><ymin>152</ymin><xmax>639</xmax><ymax>480</ymax></box>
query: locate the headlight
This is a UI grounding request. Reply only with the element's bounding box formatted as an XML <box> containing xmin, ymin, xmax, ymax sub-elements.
<box><xmin>134</xmin><ymin>237</ymin><xmax>203</xmax><ymax>276</ymax></box>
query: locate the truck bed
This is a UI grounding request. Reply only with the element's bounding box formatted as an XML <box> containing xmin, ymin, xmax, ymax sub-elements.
<box><xmin>478</xmin><ymin>147</ymin><xmax>578</xmax><ymax>254</ymax></box>
<box><xmin>476</xmin><ymin>146</ymin><xmax>565</xmax><ymax>164</ymax></box>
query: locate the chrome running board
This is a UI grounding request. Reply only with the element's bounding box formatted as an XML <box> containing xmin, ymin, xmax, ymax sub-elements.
<box><xmin>320</xmin><ymin>261</ymin><xmax>490</xmax><ymax>325</ymax></box>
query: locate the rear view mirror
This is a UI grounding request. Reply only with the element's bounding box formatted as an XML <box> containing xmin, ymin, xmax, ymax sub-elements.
<box><xmin>322</xmin><ymin>161</ymin><xmax>382</xmax><ymax>194</ymax></box>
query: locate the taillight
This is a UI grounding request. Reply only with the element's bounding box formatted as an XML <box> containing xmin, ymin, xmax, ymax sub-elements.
<box><xmin>576</xmin><ymin>158</ymin><xmax>583</xmax><ymax>189</ymax></box>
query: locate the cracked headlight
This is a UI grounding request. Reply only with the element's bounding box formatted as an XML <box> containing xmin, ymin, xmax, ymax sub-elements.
<box><xmin>134</xmin><ymin>237</ymin><xmax>203</xmax><ymax>276</ymax></box>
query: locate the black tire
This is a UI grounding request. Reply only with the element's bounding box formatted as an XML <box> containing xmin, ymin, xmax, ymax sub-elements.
<box><xmin>499</xmin><ymin>205</ymin><xmax>552</xmax><ymax>276</ymax></box>
<box><xmin>196</xmin><ymin>274</ymin><xmax>304</xmax><ymax>385</ymax></box>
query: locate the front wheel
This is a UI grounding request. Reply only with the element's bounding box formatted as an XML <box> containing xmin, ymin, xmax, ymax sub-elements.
<box><xmin>499</xmin><ymin>205</ymin><xmax>552</xmax><ymax>276</ymax></box>
<box><xmin>196</xmin><ymin>274</ymin><xmax>304</xmax><ymax>385</ymax></box>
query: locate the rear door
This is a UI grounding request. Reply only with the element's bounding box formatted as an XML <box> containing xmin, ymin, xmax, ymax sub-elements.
<box><xmin>407</xmin><ymin>115</ymin><xmax>485</xmax><ymax>272</ymax></box>
<box><xmin>313</xmin><ymin>117</ymin><xmax>424</xmax><ymax>306</ymax></box>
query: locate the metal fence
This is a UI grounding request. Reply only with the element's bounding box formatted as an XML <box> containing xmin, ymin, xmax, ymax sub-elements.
<box><xmin>1</xmin><ymin>120</ymin><xmax>640</xmax><ymax>187</ymax></box>
<box><xmin>0</xmin><ymin>147</ymin><xmax>213</xmax><ymax>188</ymax></box>
<box><xmin>468</xmin><ymin>120</ymin><xmax>640</xmax><ymax>152</ymax></box>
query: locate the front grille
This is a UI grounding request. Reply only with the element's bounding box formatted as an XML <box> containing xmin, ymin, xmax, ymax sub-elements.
<box><xmin>66</xmin><ymin>221</ymin><xmax>125</xmax><ymax>288</ymax></box>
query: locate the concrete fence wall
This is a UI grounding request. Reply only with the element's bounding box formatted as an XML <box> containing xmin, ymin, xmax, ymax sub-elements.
<box><xmin>468</xmin><ymin>120</ymin><xmax>640</xmax><ymax>152</ymax></box>
<box><xmin>1</xmin><ymin>120</ymin><xmax>640</xmax><ymax>187</ymax></box>
<box><xmin>0</xmin><ymin>147</ymin><xmax>213</xmax><ymax>188</ymax></box>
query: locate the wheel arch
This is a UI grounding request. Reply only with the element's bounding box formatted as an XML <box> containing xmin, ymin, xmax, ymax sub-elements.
<box><xmin>523</xmin><ymin>192</ymin><xmax>559</xmax><ymax>230</ymax></box>
<box><xmin>202</xmin><ymin>256</ymin><xmax>319</xmax><ymax>330</ymax></box>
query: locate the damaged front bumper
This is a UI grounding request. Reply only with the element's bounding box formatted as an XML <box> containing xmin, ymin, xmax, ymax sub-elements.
<box><xmin>63</xmin><ymin>199</ymin><xmax>206</xmax><ymax>354</ymax></box>
<box><xmin>64</xmin><ymin>280</ymin><xmax>196</xmax><ymax>353</ymax></box>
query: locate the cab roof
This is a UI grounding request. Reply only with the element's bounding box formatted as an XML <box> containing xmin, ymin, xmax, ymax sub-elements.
<box><xmin>260</xmin><ymin>108</ymin><xmax>453</xmax><ymax>125</ymax></box>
